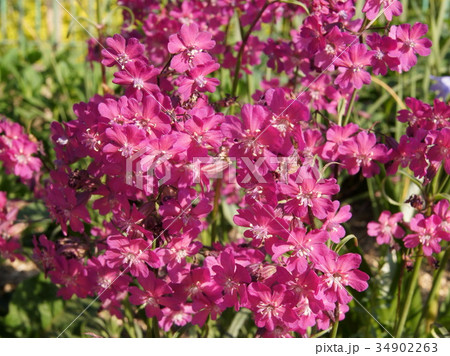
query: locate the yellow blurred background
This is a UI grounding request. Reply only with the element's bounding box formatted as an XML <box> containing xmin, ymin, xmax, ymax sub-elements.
<box><xmin>0</xmin><ymin>0</ymin><xmax>120</xmax><ymax>45</ymax></box>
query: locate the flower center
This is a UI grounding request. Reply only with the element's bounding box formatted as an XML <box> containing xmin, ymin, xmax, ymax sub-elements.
<box><xmin>133</xmin><ymin>78</ymin><xmax>145</xmax><ymax>89</ymax></box>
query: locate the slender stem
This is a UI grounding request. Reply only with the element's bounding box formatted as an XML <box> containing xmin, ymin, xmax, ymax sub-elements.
<box><xmin>395</xmin><ymin>248</ymin><xmax>423</xmax><ymax>337</ymax></box>
<box><xmin>414</xmin><ymin>248</ymin><xmax>450</xmax><ymax>337</ymax></box>
<box><xmin>343</xmin><ymin>89</ymin><xmax>357</xmax><ymax>126</ymax></box>
<box><xmin>210</xmin><ymin>178</ymin><xmax>223</xmax><ymax>244</ymax></box>
<box><xmin>371</xmin><ymin>76</ymin><xmax>406</xmax><ymax>109</ymax></box>
<box><xmin>152</xmin><ymin>316</ymin><xmax>160</xmax><ymax>338</ymax></box>
<box><xmin>96</xmin><ymin>0</ymin><xmax>107</xmax><ymax>93</ymax></box>
<box><xmin>330</xmin><ymin>304</ymin><xmax>340</xmax><ymax>338</ymax></box>
<box><xmin>231</xmin><ymin>1</ymin><xmax>271</xmax><ymax>96</ymax></box>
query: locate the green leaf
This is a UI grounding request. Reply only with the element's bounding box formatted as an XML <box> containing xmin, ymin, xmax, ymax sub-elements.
<box><xmin>279</xmin><ymin>0</ymin><xmax>310</xmax><ymax>14</ymax></box>
<box><xmin>335</xmin><ymin>234</ymin><xmax>358</xmax><ymax>254</ymax></box>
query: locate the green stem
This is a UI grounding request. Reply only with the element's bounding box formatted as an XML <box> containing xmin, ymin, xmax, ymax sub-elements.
<box><xmin>330</xmin><ymin>304</ymin><xmax>340</xmax><ymax>338</ymax></box>
<box><xmin>231</xmin><ymin>1</ymin><xmax>271</xmax><ymax>97</ymax></box>
<box><xmin>152</xmin><ymin>316</ymin><xmax>160</xmax><ymax>338</ymax></box>
<box><xmin>414</xmin><ymin>248</ymin><xmax>450</xmax><ymax>337</ymax></box>
<box><xmin>395</xmin><ymin>248</ymin><xmax>423</xmax><ymax>337</ymax></box>
<box><xmin>343</xmin><ymin>89</ymin><xmax>357</xmax><ymax>126</ymax></box>
<box><xmin>210</xmin><ymin>178</ymin><xmax>223</xmax><ymax>245</ymax></box>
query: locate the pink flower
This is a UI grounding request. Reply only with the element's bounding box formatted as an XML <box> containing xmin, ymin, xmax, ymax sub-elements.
<box><xmin>339</xmin><ymin>131</ymin><xmax>390</xmax><ymax>177</ymax></box>
<box><xmin>363</xmin><ymin>0</ymin><xmax>403</xmax><ymax>21</ymax></box>
<box><xmin>168</xmin><ymin>23</ymin><xmax>216</xmax><ymax>73</ymax></box>
<box><xmin>389</xmin><ymin>23</ymin><xmax>432</xmax><ymax>72</ymax></box>
<box><xmin>129</xmin><ymin>272</ymin><xmax>172</xmax><ymax>319</ymax></box>
<box><xmin>104</xmin><ymin>235</ymin><xmax>160</xmax><ymax>277</ymax></box>
<box><xmin>49</xmin><ymin>256</ymin><xmax>92</xmax><ymax>300</ymax></box>
<box><xmin>160</xmin><ymin>304</ymin><xmax>193</xmax><ymax>332</ymax></box>
<box><xmin>280</xmin><ymin>165</ymin><xmax>339</xmax><ymax>220</ymax></box>
<box><xmin>403</xmin><ymin>214</ymin><xmax>445</xmax><ymax>256</ymax></box>
<box><xmin>101</xmin><ymin>34</ymin><xmax>146</xmax><ymax>69</ymax></box>
<box><xmin>221</xmin><ymin>104</ymin><xmax>279</xmax><ymax>161</ymax></box>
<box><xmin>113</xmin><ymin>61</ymin><xmax>159</xmax><ymax>94</ymax></box>
<box><xmin>177</xmin><ymin>61</ymin><xmax>220</xmax><ymax>101</ymax></box>
<box><xmin>211</xmin><ymin>250</ymin><xmax>251</xmax><ymax>310</ymax></box>
<box><xmin>32</xmin><ymin>235</ymin><xmax>56</xmax><ymax>274</ymax></box>
<box><xmin>366</xmin><ymin>33</ymin><xmax>401</xmax><ymax>75</ymax></box>
<box><xmin>427</xmin><ymin>128</ymin><xmax>450</xmax><ymax>174</ymax></box>
<box><xmin>434</xmin><ymin>199</ymin><xmax>450</xmax><ymax>235</ymax></box>
<box><xmin>321</xmin><ymin>201</ymin><xmax>352</xmax><ymax>243</ymax></box>
<box><xmin>314</xmin><ymin>26</ymin><xmax>356</xmax><ymax>70</ymax></box>
<box><xmin>367</xmin><ymin>211</ymin><xmax>404</xmax><ymax>245</ymax></box>
<box><xmin>267</xmin><ymin>229</ymin><xmax>330</xmax><ymax>273</ymax></box>
<box><xmin>103</xmin><ymin>124</ymin><xmax>148</xmax><ymax>161</ymax></box>
<box><xmin>334</xmin><ymin>44</ymin><xmax>373</xmax><ymax>89</ymax></box>
<box><xmin>233</xmin><ymin>201</ymin><xmax>289</xmax><ymax>244</ymax></box>
<box><xmin>314</xmin><ymin>252</ymin><xmax>369</xmax><ymax>304</ymax></box>
<box><xmin>247</xmin><ymin>282</ymin><xmax>291</xmax><ymax>331</ymax></box>
<box><xmin>127</xmin><ymin>95</ymin><xmax>172</xmax><ymax>135</ymax></box>
<box><xmin>265</xmin><ymin>88</ymin><xmax>310</xmax><ymax>135</ymax></box>
<box><xmin>322</xmin><ymin>123</ymin><xmax>359</xmax><ymax>161</ymax></box>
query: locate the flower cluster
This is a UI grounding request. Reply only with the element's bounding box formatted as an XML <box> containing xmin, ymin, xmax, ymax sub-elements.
<box><xmin>368</xmin><ymin>200</ymin><xmax>450</xmax><ymax>257</ymax></box>
<box><xmin>0</xmin><ymin>117</ymin><xmax>42</xmax><ymax>183</ymax></box>
<box><xmin>367</xmin><ymin>94</ymin><xmax>450</xmax><ymax>257</ymax></box>
<box><xmin>387</xmin><ymin>98</ymin><xmax>450</xmax><ymax>182</ymax></box>
<box><xmin>4</xmin><ymin>0</ymin><xmax>444</xmax><ymax>338</ymax></box>
<box><xmin>0</xmin><ymin>191</ymin><xmax>26</xmax><ymax>262</ymax></box>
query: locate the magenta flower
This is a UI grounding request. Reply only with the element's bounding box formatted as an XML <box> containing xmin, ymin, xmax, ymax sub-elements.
<box><xmin>212</xmin><ymin>250</ymin><xmax>251</xmax><ymax>310</ymax></box>
<box><xmin>363</xmin><ymin>0</ymin><xmax>403</xmax><ymax>21</ymax></box>
<box><xmin>314</xmin><ymin>252</ymin><xmax>369</xmax><ymax>304</ymax></box>
<box><xmin>247</xmin><ymin>282</ymin><xmax>291</xmax><ymax>331</ymax></box>
<box><xmin>87</xmin><ymin>256</ymin><xmax>131</xmax><ymax>303</ymax></box>
<box><xmin>366</xmin><ymin>33</ymin><xmax>401</xmax><ymax>75</ymax></box>
<box><xmin>177</xmin><ymin>61</ymin><xmax>220</xmax><ymax>101</ymax></box>
<box><xmin>103</xmin><ymin>124</ymin><xmax>148</xmax><ymax>161</ymax></box>
<box><xmin>434</xmin><ymin>200</ymin><xmax>450</xmax><ymax>238</ymax></box>
<box><xmin>322</xmin><ymin>123</ymin><xmax>359</xmax><ymax>161</ymax></box>
<box><xmin>389</xmin><ymin>23</ymin><xmax>432</xmax><ymax>72</ymax></box>
<box><xmin>46</xmin><ymin>171</ymin><xmax>91</xmax><ymax>235</ymax></box>
<box><xmin>160</xmin><ymin>304</ymin><xmax>193</xmax><ymax>332</ymax></box>
<box><xmin>175</xmin><ymin>267</ymin><xmax>221</xmax><ymax>301</ymax></box>
<box><xmin>104</xmin><ymin>235</ymin><xmax>160</xmax><ymax>277</ymax></box>
<box><xmin>339</xmin><ymin>131</ymin><xmax>390</xmax><ymax>177</ymax></box>
<box><xmin>334</xmin><ymin>44</ymin><xmax>373</xmax><ymax>89</ymax></box>
<box><xmin>49</xmin><ymin>256</ymin><xmax>92</xmax><ymax>300</ymax></box>
<box><xmin>233</xmin><ymin>201</ymin><xmax>290</xmax><ymax>244</ymax></box>
<box><xmin>320</xmin><ymin>201</ymin><xmax>352</xmax><ymax>243</ymax></box>
<box><xmin>32</xmin><ymin>234</ymin><xmax>56</xmax><ymax>274</ymax></box>
<box><xmin>101</xmin><ymin>34</ymin><xmax>146</xmax><ymax>69</ymax></box>
<box><xmin>168</xmin><ymin>23</ymin><xmax>216</xmax><ymax>73</ymax></box>
<box><xmin>386</xmin><ymin>134</ymin><xmax>428</xmax><ymax>177</ymax></box>
<box><xmin>403</xmin><ymin>214</ymin><xmax>445</xmax><ymax>256</ymax></box>
<box><xmin>159</xmin><ymin>189</ymin><xmax>212</xmax><ymax>235</ymax></box>
<box><xmin>129</xmin><ymin>272</ymin><xmax>172</xmax><ymax>319</ymax></box>
<box><xmin>127</xmin><ymin>95</ymin><xmax>172</xmax><ymax>135</ymax></box>
<box><xmin>367</xmin><ymin>211</ymin><xmax>405</xmax><ymax>245</ymax></box>
<box><xmin>221</xmin><ymin>104</ymin><xmax>279</xmax><ymax>161</ymax></box>
<box><xmin>113</xmin><ymin>61</ymin><xmax>159</xmax><ymax>94</ymax></box>
<box><xmin>314</xmin><ymin>27</ymin><xmax>356</xmax><ymax>70</ymax></box>
<box><xmin>265</xmin><ymin>88</ymin><xmax>310</xmax><ymax>135</ymax></box>
<box><xmin>267</xmin><ymin>229</ymin><xmax>330</xmax><ymax>273</ymax></box>
<box><xmin>280</xmin><ymin>165</ymin><xmax>339</xmax><ymax>220</ymax></box>
<box><xmin>427</xmin><ymin>128</ymin><xmax>450</xmax><ymax>174</ymax></box>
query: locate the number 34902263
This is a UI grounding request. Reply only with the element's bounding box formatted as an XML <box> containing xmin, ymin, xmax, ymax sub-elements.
<box><xmin>375</xmin><ymin>343</ymin><xmax>438</xmax><ymax>353</ymax></box>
